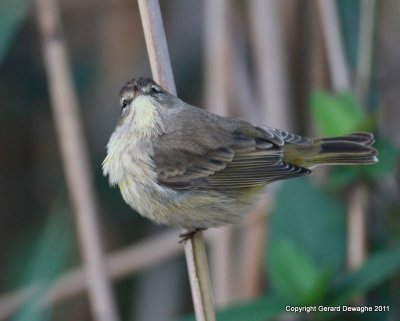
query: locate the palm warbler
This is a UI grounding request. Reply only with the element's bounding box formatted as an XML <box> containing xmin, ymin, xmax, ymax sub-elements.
<box><xmin>103</xmin><ymin>77</ymin><xmax>377</xmax><ymax>237</ymax></box>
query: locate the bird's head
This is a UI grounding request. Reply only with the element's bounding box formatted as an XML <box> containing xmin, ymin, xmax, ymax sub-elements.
<box><xmin>116</xmin><ymin>77</ymin><xmax>177</xmax><ymax>138</ymax></box>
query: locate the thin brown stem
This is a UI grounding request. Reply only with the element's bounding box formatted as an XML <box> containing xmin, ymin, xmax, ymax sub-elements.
<box><xmin>203</xmin><ymin>0</ymin><xmax>234</xmax><ymax>308</ymax></box>
<box><xmin>248</xmin><ymin>0</ymin><xmax>292</xmax><ymax>130</ymax></box>
<box><xmin>137</xmin><ymin>1</ymin><xmax>216</xmax><ymax>320</ymax></box>
<box><xmin>238</xmin><ymin>195</ymin><xmax>271</xmax><ymax>299</ymax></box>
<box><xmin>34</xmin><ymin>0</ymin><xmax>119</xmax><ymax>320</ymax></box>
<box><xmin>355</xmin><ymin>0</ymin><xmax>376</xmax><ymax>106</ymax></box>
<box><xmin>137</xmin><ymin>0</ymin><xmax>176</xmax><ymax>94</ymax></box>
<box><xmin>317</xmin><ymin>0</ymin><xmax>351</xmax><ymax>91</ymax></box>
<box><xmin>347</xmin><ymin>184</ymin><xmax>368</xmax><ymax>270</ymax></box>
<box><xmin>318</xmin><ymin>0</ymin><xmax>369</xmax><ymax>281</ymax></box>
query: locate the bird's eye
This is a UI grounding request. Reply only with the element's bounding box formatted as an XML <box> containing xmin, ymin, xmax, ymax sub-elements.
<box><xmin>150</xmin><ymin>85</ymin><xmax>161</xmax><ymax>94</ymax></box>
<box><xmin>121</xmin><ymin>98</ymin><xmax>130</xmax><ymax>111</ymax></box>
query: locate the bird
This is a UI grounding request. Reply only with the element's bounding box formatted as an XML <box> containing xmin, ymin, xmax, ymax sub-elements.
<box><xmin>103</xmin><ymin>77</ymin><xmax>378</xmax><ymax>241</ymax></box>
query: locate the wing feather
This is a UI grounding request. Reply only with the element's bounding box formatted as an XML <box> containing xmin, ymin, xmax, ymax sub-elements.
<box><xmin>152</xmin><ymin>107</ymin><xmax>310</xmax><ymax>189</ymax></box>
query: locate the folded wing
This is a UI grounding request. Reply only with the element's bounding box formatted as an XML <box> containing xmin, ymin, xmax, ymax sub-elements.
<box><xmin>152</xmin><ymin>108</ymin><xmax>311</xmax><ymax>190</ymax></box>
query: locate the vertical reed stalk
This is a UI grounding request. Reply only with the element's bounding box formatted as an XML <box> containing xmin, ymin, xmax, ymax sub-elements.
<box><xmin>249</xmin><ymin>0</ymin><xmax>292</xmax><ymax>130</ymax></box>
<box><xmin>34</xmin><ymin>0</ymin><xmax>119</xmax><ymax>320</ymax></box>
<box><xmin>355</xmin><ymin>0</ymin><xmax>376</xmax><ymax>107</ymax></box>
<box><xmin>204</xmin><ymin>0</ymin><xmax>234</xmax><ymax>307</ymax></box>
<box><xmin>318</xmin><ymin>0</ymin><xmax>371</xmax><ymax>276</ymax></box>
<box><xmin>247</xmin><ymin>0</ymin><xmax>292</xmax><ymax>297</ymax></box>
<box><xmin>317</xmin><ymin>0</ymin><xmax>351</xmax><ymax>91</ymax></box>
<box><xmin>350</xmin><ymin>0</ymin><xmax>376</xmax><ymax>272</ymax></box>
<box><xmin>137</xmin><ymin>1</ymin><xmax>216</xmax><ymax>320</ymax></box>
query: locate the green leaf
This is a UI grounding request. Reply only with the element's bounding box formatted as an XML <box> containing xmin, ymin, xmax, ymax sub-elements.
<box><xmin>310</xmin><ymin>90</ymin><xmax>366</xmax><ymax>136</ymax></box>
<box><xmin>12</xmin><ymin>210</ymin><xmax>73</xmax><ymax>321</ymax></box>
<box><xmin>217</xmin><ymin>295</ymin><xmax>285</xmax><ymax>321</ymax></box>
<box><xmin>331</xmin><ymin>248</ymin><xmax>400</xmax><ymax>305</ymax></box>
<box><xmin>178</xmin><ymin>295</ymin><xmax>285</xmax><ymax>321</ymax></box>
<box><xmin>0</xmin><ymin>0</ymin><xmax>32</xmax><ymax>64</ymax></box>
<box><xmin>329</xmin><ymin>139</ymin><xmax>399</xmax><ymax>189</ymax></box>
<box><xmin>329</xmin><ymin>166</ymin><xmax>360</xmax><ymax>190</ymax></box>
<box><xmin>362</xmin><ymin>140</ymin><xmax>399</xmax><ymax>180</ymax></box>
<box><xmin>268</xmin><ymin>240</ymin><xmax>330</xmax><ymax>305</ymax></box>
<box><xmin>269</xmin><ymin>178</ymin><xmax>346</xmax><ymax>276</ymax></box>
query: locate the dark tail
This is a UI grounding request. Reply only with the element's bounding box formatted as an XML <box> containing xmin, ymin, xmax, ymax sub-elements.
<box><xmin>284</xmin><ymin>132</ymin><xmax>378</xmax><ymax>168</ymax></box>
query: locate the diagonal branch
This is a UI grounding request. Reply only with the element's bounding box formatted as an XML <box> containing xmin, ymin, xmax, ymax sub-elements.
<box><xmin>0</xmin><ymin>229</ymin><xmax>189</xmax><ymax>320</ymax></box>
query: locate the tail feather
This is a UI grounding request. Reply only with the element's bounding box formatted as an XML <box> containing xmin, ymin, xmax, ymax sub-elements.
<box><xmin>284</xmin><ymin>132</ymin><xmax>378</xmax><ymax>168</ymax></box>
<box><xmin>314</xmin><ymin>132</ymin><xmax>375</xmax><ymax>146</ymax></box>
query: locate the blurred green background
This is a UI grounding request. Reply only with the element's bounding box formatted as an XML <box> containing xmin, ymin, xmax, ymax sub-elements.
<box><xmin>0</xmin><ymin>0</ymin><xmax>399</xmax><ymax>321</ymax></box>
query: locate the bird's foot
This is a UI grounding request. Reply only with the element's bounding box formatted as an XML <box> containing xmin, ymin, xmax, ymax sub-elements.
<box><xmin>179</xmin><ymin>228</ymin><xmax>206</xmax><ymax>243</ymax></box>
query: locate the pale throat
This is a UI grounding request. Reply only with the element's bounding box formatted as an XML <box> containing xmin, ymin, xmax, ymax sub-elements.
<box><xmin>131</xmin><ymin>95</ymin><xmax>164</xmax><ymax>138</ymax></box>
<box><xmin>102</xmin><ymin>95</ymin><xmax>164</xmax><ymax>186</ymax></box>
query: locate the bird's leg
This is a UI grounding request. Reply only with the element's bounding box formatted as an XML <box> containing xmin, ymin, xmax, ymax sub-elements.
<box><xmin>179</xmin><ymin>228</ymin><xmax>207</xmax><ymax>243</ymax></box>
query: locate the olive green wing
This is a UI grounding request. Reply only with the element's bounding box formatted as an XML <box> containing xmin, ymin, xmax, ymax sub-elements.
<box><xmin>152</xmin><ymin>109</ymin><xmax>310</xmax><ymax>189</ymax></box>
